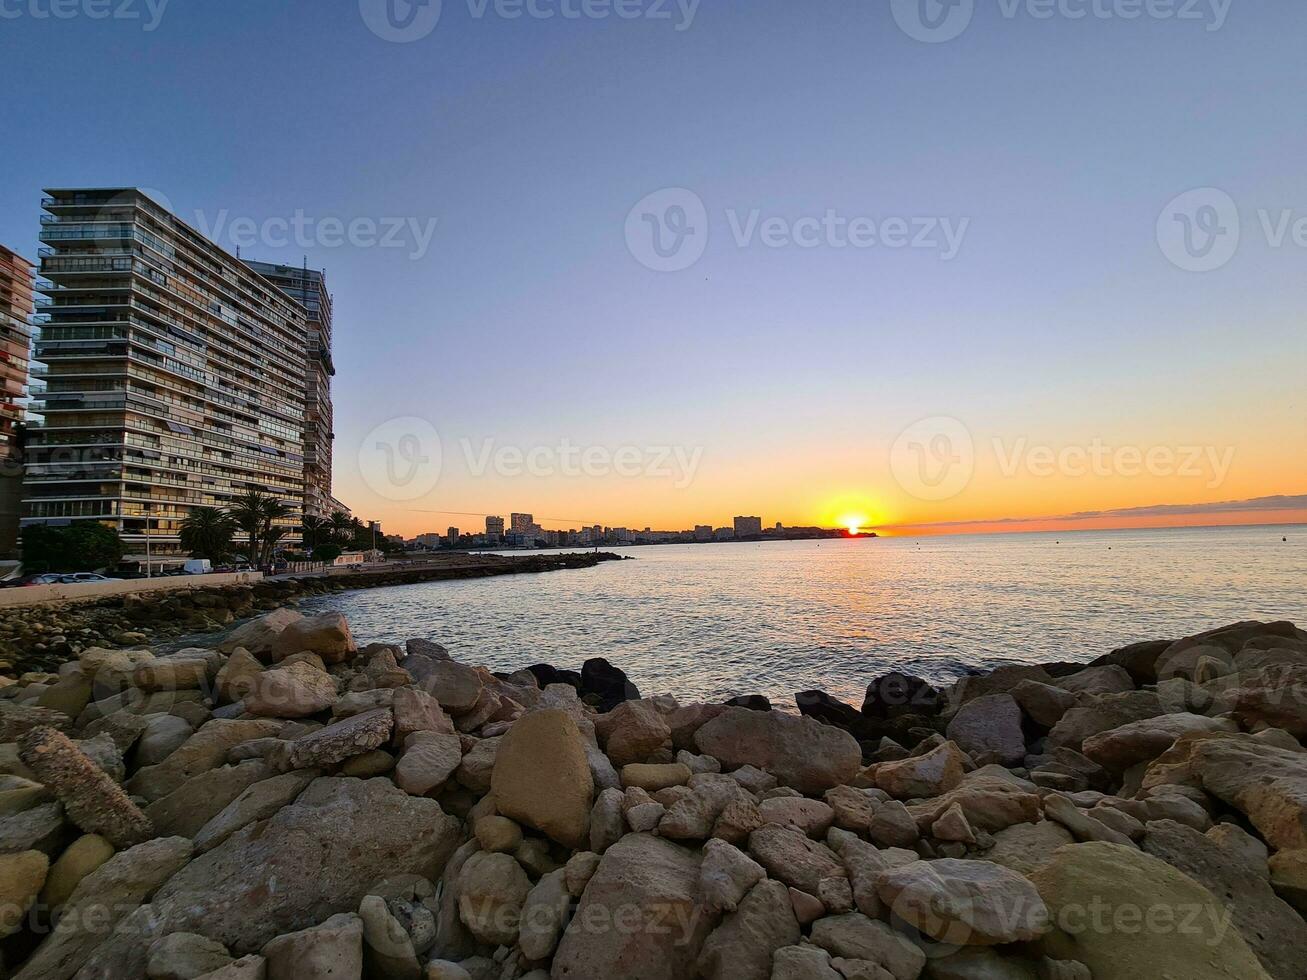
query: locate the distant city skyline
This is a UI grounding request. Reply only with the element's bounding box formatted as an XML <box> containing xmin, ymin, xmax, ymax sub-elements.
<box><xmin>3</xmin><ymin>3</ymin><xmax>1305</xmax><ymax>541</ymax></box>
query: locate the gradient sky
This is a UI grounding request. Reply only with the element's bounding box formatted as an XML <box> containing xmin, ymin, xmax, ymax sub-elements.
<box><xmin>3</xmin><ymin>0</ymin><xmax>1305</xmax><ymax>536</ymax></box>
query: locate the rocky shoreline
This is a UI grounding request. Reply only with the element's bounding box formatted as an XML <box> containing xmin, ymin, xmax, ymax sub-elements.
<box><xmin>0</xmin><ymin>614</ymin><xmax>1302</xmax><ymax>979</ymax></box>
<box><xmin>0</xmin><ymin>552</ymin><xmax>623</xmax><ymax>679</ymax></box>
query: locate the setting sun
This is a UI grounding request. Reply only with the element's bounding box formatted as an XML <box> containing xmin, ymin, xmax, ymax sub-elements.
<box><xmin>839</xmin><ymin>514</ymin><xmax>869</xmax><ymax>535</ymax></box>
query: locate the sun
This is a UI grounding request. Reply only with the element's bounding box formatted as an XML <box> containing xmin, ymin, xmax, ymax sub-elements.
<box><xmin>839</xmin><ymin>513</ymin><xmax>869</xmax><ymax>535</ymax></box>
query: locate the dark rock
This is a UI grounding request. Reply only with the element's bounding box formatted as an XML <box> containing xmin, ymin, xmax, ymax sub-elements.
<box><xmin>861</xmin><ymin>671</ymin><xmax>940</xmax><ymax>719</ymax></box>
<box><xmin>525</xmin><ymin>664</ymin><xmax>582</xmax><ymax>692</ymax></box>
<box><xmin>725</xmin><ymin>695</ymin><xmax>771</xmax><ymax>712</ymax></box>
<box><xmin>795</xmin><ymin>690</ymin><xmax>873</xmax><ymax>740</ymax></box>
<box><xmin>581</xmin><ymin>658</ymin><xmax>640</xmax><ymax>711</ymax></box>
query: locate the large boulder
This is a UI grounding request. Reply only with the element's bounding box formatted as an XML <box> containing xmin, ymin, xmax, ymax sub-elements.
<box><xmin>1082</xmin><ymin>713</ymin><xmax>1236</xmax><ymax>772</ymax></box>
<box><xmin>876</xmin><ymin>858</ymin><xmax>1050</xmax><ymax>946</ymax></box>
<box><xmin>457</xmin><ymin>851</ymin><xmax>531</xmax><ymax>946</ymax></box>
<box><xmin>874</xmin><ymin>742</ymin><xmax>967</xmax><ymax>800</ymax></box>
<box><xmin>595</xmin><ymin>701</ymin><xmax>671</xmax><ymax>767</ymax></box>
<box><xmin>1142</xmin><ymin>733</ymin><xmax>1307</xmax><ymax>851</ymax></box>
<box><xmin>906</xmin><ymin>767</ymin><xmax>1042</xmax><ymax>834</ymax></box>
<box><xmin>697</xmin><ymin>878</ymin><xmax>799</xmax><ymax>980</ymax></box>
<box><xmin>1142</xmin><ymin>819</ymin><xmax>1307</xmax><ymax>980</ymax></box>
<box><xmin>694</xmin><ymin>708</ymin><xmax>861</xmax><ymax>794</ymax></box>
<box><xmin>861</xmin><ymin>671</ymin><xmax>939</xmax><ymax>719</ymax></box>
<box><xmin>218</xmin><ymin>608</ymin><xmax>303</xmax><ymax>657</ymax></box>
<box><xmin>1031</xmin><ymin>842</ymin><xmax>1271</xmax><ymax>979</ymax></box>
<box><xmin>243</xmin><ymin>662</ymin><xmax>339</xmax><ymax>718</ymax></box>
<box><xmin>1047</xmin><ymin>690</ymin><xmax>1165</xmax><ymax>752</ymax></box>
<box><xmin>945</xmin><ymin>694</ymin><xmax>1026</xmax><ymax>766</ymax></box>
<box><xmin>551</xmin><ymin>834</ymin><xmax>710</xmax><ymax>979</ymax></box>
<box><xmin>13</xmin><ymin>836</ymin><xmax>193</xmax><ymax>980</ymax></box>
<box><xmin>491</xmin><ymin>710</ymin><xmax>595</xmax><ymax>849</ymax></box>
<box><xmin>1218</xmin><ymin>664</ymin><xmax>1307</xmax><ymax>736</ymax></box>
<box><xmin>127</xmin><ymin>719</ymin><xmax>284</xmax><ymax>801</ymax></box>
<box><xmin>269</xmin><ymin>611</ymin><xmax>356</xmax><ymax>665</ymax></box>
<box><xmin>580</xmin><ymin>658</ymin><xmax>640</xmax><ymax>711</ymax></box>
<box><xmin>278</xmin><ymin>708</ymin><xmax>393</xmax><ymax>770</ymax></box>
<box><xmin>148</xmin><ymin>777</ymin><xmax>460</xmax><ymax>954</ymax></box>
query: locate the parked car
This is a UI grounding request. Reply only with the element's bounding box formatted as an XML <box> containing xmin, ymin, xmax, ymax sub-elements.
<box><xmin>56</xmin><ymin>573</ymin><xmax>122</xmax><ymax>584</ymax></box>
<box><xmin>3</xmin><ymin>573</ymin><xmax>64</xmax><ymax>588</ymax></box>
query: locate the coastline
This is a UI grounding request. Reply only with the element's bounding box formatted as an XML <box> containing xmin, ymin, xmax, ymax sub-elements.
<box><xmin>0</xmin><ymin>611</ymin><xmax>1301</xmax><ymax>978</ymax></box>
<box><xmin>0</xmin><ymin>551</ymin><xmax>624</xmax><ymax>678</ymax></box>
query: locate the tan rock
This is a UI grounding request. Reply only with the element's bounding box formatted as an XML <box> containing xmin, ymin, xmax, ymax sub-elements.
<box><xmin>694</xmin><ymin>707</ymin><xmax>861</xmax><ymax>794</ymax></box>
<box><xmin>261</xmin><ymin>912</ymin><xmax>362</xmax><ymax>979</ymax></box>
<box><xmin>218</xmin><ymin>608</ymin><xmax>303</xmax><ymax>657</ymax></box>
<box><xmin>876</xmin><ymin>858</ymin><xmax>1050</xmax><ymax>946</ymax></box>
<box><xmin>596</xmin><ymin>700</ymin><xmax>671</xmax><ymax>767</ymax></box>
<box><xmin>874</xmin><ymin>741</ymin><xmax>967</xmax><ymax>800</ymax></box>
<box><xmin>128</xmin><ymin>719</ymin><xmax>284</xmax><ymax>801</ymax></box>
<box><xmin>0</xmin><ymin>850</ymin><xmax>47</xmax><ymax>937</ymax></box>
<box><xmin>491</xmin><ymin>710</ymin><xmax>594</xmax><ymax>849</ymax></box>
<box><xmin>215</xmin><ymin>649</ymin><xmax>264</xmax><ymax>704</ymax></box>
<box><xmin>1032</xmin><ymin>841</ymin><xmax>1271</xmax><ymax>979</ymax></box>
<box><xmin>457</xmin><ymin>851</ymin><xmax>530</xmax><ymax>945</ymax></box>
<box><xmin>39</xmin><ymin>833</ymin><xmax>114</xmax><ymax>911</ymax></box>
<box><xmin>269</xmin><ymin>611</ymin><xmax>356</xmax><ymax>665</ymax></box>
<box><xmin>621</xmin><ymin>762</ymin><xmax>691</xmax><ymax>791</ymax></box>
<box><xmin>279</xmin><ymin>708</ymin><xmax>393</xmax><ymax>770</ymax></box>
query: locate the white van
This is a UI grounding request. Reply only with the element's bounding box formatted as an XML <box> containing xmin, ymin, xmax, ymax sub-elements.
<box><xmin>182</xmin><ymin>559</ymin><xmax>212</xmax><ymax>575</ymax></box>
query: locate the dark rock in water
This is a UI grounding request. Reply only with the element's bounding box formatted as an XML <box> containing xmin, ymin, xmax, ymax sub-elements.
<box><xmin>525</xmin><ymin>664</ymin><xmax>582</xmax><ymax>692</ymax></box>
<box><xmin>725</xmin><ymin>694</ymin><xmax>771</xmax><ymax>712</ymax></box>
<box><xmin>1088</xmin><ymin>639</ymin><xmax>1171</xmax><ymax>685</ymax></box>
<box><xmin>405</xmin><ymin>638</ymin><xmax>449</xmax><ymax>660</ymax></box>
<box><xmin>581</xmin><ymin>658</ymin><xmax>641</xmax><ymax>711</ymax></box>
<box><xmin>795</xmin><ymin>690</ymin><xmax>873</xmax><ymax>740</ymax></box>
<box><xmin>861</xmin><ymin>672</ymin><xmax>940</xmax><ymax>719</ymax></box>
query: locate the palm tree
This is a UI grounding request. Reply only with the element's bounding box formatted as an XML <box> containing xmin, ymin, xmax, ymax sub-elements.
<box><xmin>230</xmin><ymin>491</ymin><xmax>290</xmax><ymax>567</ymax></box>
<box><xmin>328</xmin><ymin>510</ymin><xmax>353</xmax><ymax>547</ymax></box>
<box><xmin>302</xmin><ymin>515</ymin><xmax>326</xmax><ymax>553</ymax></box>
<box><xmin>260</xmin><ymin>525</ymin><xmax>288</xmax><ymax>567</ymax></box>
<box><xmin>179</xmin><ymin>507</ymin><xmax>237</xmax><ymax>561</ymax></box>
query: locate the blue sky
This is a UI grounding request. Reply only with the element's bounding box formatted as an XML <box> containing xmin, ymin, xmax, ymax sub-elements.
<box><xmin>3</xmin><ymin>0</ymin><xmax>1305</xmax><ymax>533</ymax></box>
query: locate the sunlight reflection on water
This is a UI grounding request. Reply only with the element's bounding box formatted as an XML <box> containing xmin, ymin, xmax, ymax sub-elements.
<box><xmin>300</xmin><ymin>526</ymin><xmax>1305</xmax><ymax>707</ymax></box>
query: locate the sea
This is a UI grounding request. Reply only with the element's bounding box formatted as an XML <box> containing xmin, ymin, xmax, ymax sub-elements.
<box><xmin>299</xmin><ymin>524</ymin><xmax>1306</xmax><ymax>708</ymax></box>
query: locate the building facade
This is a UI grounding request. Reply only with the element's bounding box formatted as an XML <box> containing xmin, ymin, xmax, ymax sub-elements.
<box><xmin>242</xmin><ymin>261</ymin><xmax>333</xmax><ymax>519</ymax></box>
<box><xmin>733</xmin><ymin>515</ymin><xmax>763</xmax><ymax>538</ymax></box>
<box><xmin>0</xmin><ymin>247</ymin><xmax>34</xmax><ymax>554</ymax></box>
<box><xmin>485</xmin><ymin>515</ymin><xmax>504</xmax><ymax>543</ymax></box>
<box><xmin>27</xmin><ymin>188</ymin><xmax>307</xmax><ymax>567</ymax></box>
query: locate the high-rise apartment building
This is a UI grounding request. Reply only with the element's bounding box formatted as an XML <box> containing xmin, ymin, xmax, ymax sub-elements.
<box><xmin>0</xmin><ymin>247</ymin><xmax>34</xmax><ymax>553</ymax></box>
<box><xmin>27</xmin><ymin>188</ymin><xmax>307</xmax><ymax>567</ymax></box>
<box><xmin>243</xmin><ymin>261</ymin><xmax>333</xmax><ymax>519</ymax></box>
<box><xmin>485</xmin><ymin>515</ymin><xmax>504</xmax><ymax>542</ymax></box>
<box><xmin>510</xmin><ymin>512</ymin><xmax>533</xmax><ymax>535</ymax></box>
<box><xmin>733</xmin><ymin>515</ymin><xmax>763</xmax><ymax>538</ymax></box>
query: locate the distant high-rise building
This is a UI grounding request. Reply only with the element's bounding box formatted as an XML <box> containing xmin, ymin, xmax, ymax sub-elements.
<box><xmin>734</xmin><ymin>515</ymin><xmax>763</xmax><ymax>538</ymax></box>
<box><xmin>0</xmin><ymin>246</ymin><xmax>33</xmax><ymax>554</ymax></box>
<box><xmin>27</xmin><ymin>189</ymin><xmax>307</xmax><ymax>566</ymax></box>
<box><xmin>446</xmin><ymin>526</ymin><xmax>459</xmax><ymax>545</ymax></box>
<box><xmin>510</xmin><ymin>512</ymin><xmax>533</xmax><ymax>535</ymax></box>
<box><xmin>243</xmin><ymin>261</ymin><xmax>334</xmax><ymax>520</ymax></box>
<box><xmin>485</xmin><ymin>515</ymin><xmax>504</xmax><ymax>542</ymax></box>
<box><xmin>693</xmin><ymin>524</ymin><xmax>712</xmax><ymax>542</ymax></box>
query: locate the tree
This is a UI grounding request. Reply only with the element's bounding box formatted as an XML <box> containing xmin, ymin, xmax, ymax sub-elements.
<box><xmin>302</xmin><ymin>515</ymin><xmax>326</xmax><ymax>553</ymax></box>
<box><xmin>179</xmin><ymin>507</ymin><xmax>236</xmax><ymax>561</ymax></box>
<box><xmin>229</xmin><ymin>491</ymin><xmax>291</xmax><ymax>567</ymax></box>
<box><xmin>23</xmin><ymin>523</ymin><xmax>124</xmax><ymax>573</ymax></box>
<box><xmin>328</xmin><ymin>510</ymin><xmax>353</xmax><ymax>547</ymax></box>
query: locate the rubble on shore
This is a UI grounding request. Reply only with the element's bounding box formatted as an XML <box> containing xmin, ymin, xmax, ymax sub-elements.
<box><xmin>0</xmin><ymin>612</ymin><xmax>1303</xmax><ymax>979</ymax></box>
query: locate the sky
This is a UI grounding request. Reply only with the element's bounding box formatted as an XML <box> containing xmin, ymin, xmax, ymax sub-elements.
<box><xmin>3</xmin><ymin>0</ymin><xmax>1305</xmax><ymax>537</ymax></box>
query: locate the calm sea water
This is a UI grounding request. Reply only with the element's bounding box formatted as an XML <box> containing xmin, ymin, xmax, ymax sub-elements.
<box><xmin>300</xmin><ymin>525</ymin><xmax>1305</xmax><ymax>708</ymax></box>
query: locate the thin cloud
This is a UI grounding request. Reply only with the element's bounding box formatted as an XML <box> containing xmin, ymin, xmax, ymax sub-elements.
<box><xmin>882</xmin><ymin>494</ymin><xmax>1307</xmax><ymax>531</ymax></box>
